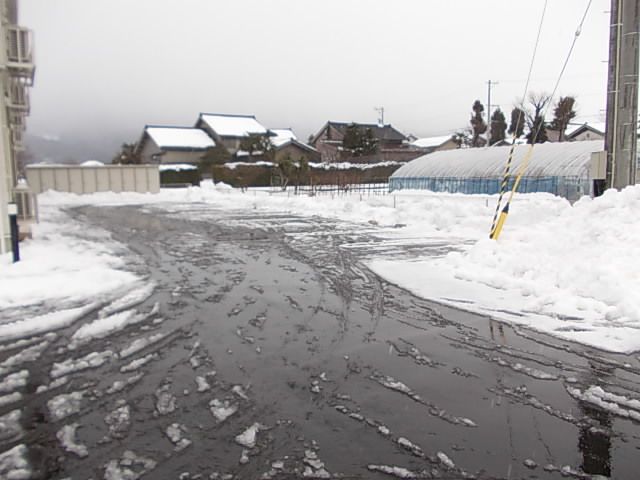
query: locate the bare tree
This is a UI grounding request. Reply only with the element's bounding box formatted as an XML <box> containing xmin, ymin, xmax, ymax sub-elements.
<box><xmin>525</xmin><ymin>92</ymin><xmax>551</xmax><ymax>144</ymax></box>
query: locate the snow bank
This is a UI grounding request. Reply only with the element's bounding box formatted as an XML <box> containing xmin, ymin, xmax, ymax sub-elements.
<box><xmin>0</xmin><ymin>306</ymin><xmax>97</xmax><ymax>342</ymax></box>
<box><xmin>0</xmin><ymin>208</ymin><xmax>137</xmax><ymax>309</ymax></box>
<box><xmin>372</xmin><ymin>186</ymin><xmax>640</xmax><ymax>353</ymax></box>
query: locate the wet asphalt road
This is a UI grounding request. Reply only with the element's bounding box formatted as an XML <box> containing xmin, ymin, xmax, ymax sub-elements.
<box><xmin>2</xmin><ymin>203</ymin><xmax>640</xmax><ymax>479</ymax></box>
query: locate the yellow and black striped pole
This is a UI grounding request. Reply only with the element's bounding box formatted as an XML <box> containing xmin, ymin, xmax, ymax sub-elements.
<box><xmin>490</xmin><ymin>144</ymin><xmax>536</xmax><ymax>240</ymax></box>
<box><xmin>489</xmin><ymin>142</ymin><xmax>518</xmax><ymax>239</ymax></box>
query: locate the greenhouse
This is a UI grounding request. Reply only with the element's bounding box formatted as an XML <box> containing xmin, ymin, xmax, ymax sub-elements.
<box><xmin>389</xmin><ymin>140</ymin><xmax>605</xmax><ymax>201</ymax></box>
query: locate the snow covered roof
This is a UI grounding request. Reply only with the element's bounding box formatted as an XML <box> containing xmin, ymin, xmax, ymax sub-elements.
<box><xmin>411</xmin><ymin>135</ymin><xmax>455</xmax><ymax>149</ymax></box>
<box><xmin>312</xmin><ymin>121</ymin><xmax>407</xmax><ymax>144</ymax></box>
<box><xmin>270</xmin><ymin>128</ymin><xmax>297</xmax><ymax>147</ymax></box>
<box><xmin>391</xmin><ymin>140</ymin><xmax>604</xmax><ymax>179</ymax></box>
<box><xmin>565</xmin><ymin>122</ymin><xmax>606</xmax><ymax>138</ymax></box>
<box><xmin>268</xmin><ymin>128</ymin><xmax>317</xmax><ymax>153</ymax></box>
<box><xmin>198</xmin><ymin>113</ymin><xmax>268</xmax><ymax>138</ymax></box>
<box><xmin>145</xmin><ymin>126</ymin><xmax>215</xmax><ymax>150</ymax></box>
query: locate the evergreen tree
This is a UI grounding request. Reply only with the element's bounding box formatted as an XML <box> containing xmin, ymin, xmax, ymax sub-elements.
<box><xmin>470</xmin><ymin>100</ymin><xmax>487</xmax><ymax>147</ymax></box>
<box><xmin>550</xmin><ymin>96</ymin><xmax>577</xmax><ymax>142</ymax></box>
<box><xmin>508</xmin><ymin>107</ymin><xmax>526</xmax><ymax>138</ymax></box>
<box><xmin>342</xmin><ymin>123</ymin><xmax>362</xmax><ymax>154</ymax></box>
<box><xmin>361</xmin><ymin>127</ymin><xmax>379</xmax><ymax>155</ymax></box>
<box><xmin>489</xmin><ymin>109</ymin><xmax>507</xmax><ymax>145</ymax></box>
<box><xmin>342</xmin><ymin>123</ymin><xmax>378</xmax><ymax>156</ymax></box>
<box><xmin>276</xmin><ymin>154</ymin><xmax>294</xmax><ymax>190</ymax></box>
<box><xmin>294</xmin><ymin>156</ymin><xmax>310</xmax><ymax>193</ymax></box>
<box><xmin>199</xmin><ymin>144</ymin><xmax>231</xmax><ymax>177</ymax></box>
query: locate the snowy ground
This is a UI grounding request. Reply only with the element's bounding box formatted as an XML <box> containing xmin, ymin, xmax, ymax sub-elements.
<box><xmin>1</xmin><ymin>182</ymin><xmax>640</xmax><ymax>479</ymax></box>
<box><xmin>2</xmin><ymin>181</ymin><xmax>639</xmax><ymax>355</ymax></box>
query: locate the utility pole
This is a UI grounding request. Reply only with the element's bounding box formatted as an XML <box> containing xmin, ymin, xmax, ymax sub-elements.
<box><xmin>604</xmin><ymin>0</ymin><xmax>639</xmax><ymax>190</ymax></box>
<box><xmin>374</xmin><ymin>106</ymin><xmax>385</xmax><ymax>126</ymax></box>
<box><xmin>487</xmin><ymin>80</ymin><xmax>499</xmax><ymax>145</ymax></box>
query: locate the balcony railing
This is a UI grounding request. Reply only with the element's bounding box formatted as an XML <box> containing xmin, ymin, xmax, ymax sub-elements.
<box><xmin>11</xmin><ymin>128</ymin><xmax>24</xmax><ymax>151</ymax></box>
<box><xmin>6</xmin><ymin>25</ymin><xmax>35</xmax><ymax>83</ymax></box>
<box><xmin>8</xmin><ymin>110</ymin><xmax>26</xmax><ymax>131</ymax></box>
<box><xmin>6</xmin><ymin>78</ymin><xmax>29</xmax><ymax>112</ymax></box>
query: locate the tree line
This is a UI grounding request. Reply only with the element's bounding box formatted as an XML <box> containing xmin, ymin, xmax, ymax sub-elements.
<box><xmin>458</xmin><ymin>94</ymin><xmax>577</xmax><ymax>147</ymax></box>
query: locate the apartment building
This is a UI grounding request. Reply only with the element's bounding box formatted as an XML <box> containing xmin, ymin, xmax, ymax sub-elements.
<box><xmin>0</xmin><ymin>0</ymin><xmax>35</xmax><ymax>254</ymax></box>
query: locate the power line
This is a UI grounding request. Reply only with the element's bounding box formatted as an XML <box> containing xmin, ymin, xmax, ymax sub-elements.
<box><xmin>520</xmin><ymin>0</ymin><xmax>549</xmax><ymax>103</ymax></box>
<box><xmin>547</xmin><ymin>0</ymin><xmax>594</xmax><ymax>105</ymax></box>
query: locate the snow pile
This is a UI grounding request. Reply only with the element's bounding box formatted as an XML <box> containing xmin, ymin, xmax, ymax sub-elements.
<box><xmin>165</xmin><ymin>423</ymin><xmax>191</xmax><ymax>451</ymax></box>
<box><xmin>56</xmin><ymin>423</ymin><xmax>89</xmax><ymax>457</ymax></box>
<box><xmin>158</xmin><ymin>163</ymin><xmax>198</xmax><ymax>172</ymax></box>
<box><xmin>209</xmin><ymin>399</ymin><xmax>238</xmax><ymax>422</ymax></box>
<box><xmin>0</xmin><ymin>370</ymin><xmax>28</xmax><ymax>393</ymax></box>
<box><xmin>98</xmin><ymin>284</ymin><xmax>156</xmax><ymax>318</ymax></box>
<box><xmin>0</xmin><ymin>338</ymin><xmax>51</xmax><ymax>376</ymax></box>
<box><xmin>50</xmin><ymin>350</ymin><xmax>114</xmax><ymax>378</ymax></box>
<box><xmin>104</xmin><ymin>450</ymin><xmax>157</xmax><ymax>480</ymax></box>
<box><xmin>0</xmin><ymin>410</ymin><xmax>23</xmax><ymax>443</ymax></box>
<box><xmin>120</xmin><ymin>353</ymin><xmax>157</xmax><ymax>373</ymax></box>
<box><xmin>0</xmin><ymin>305</ymin><xmax>97</xmax><ymax>343</ymax></box>
<box><xmin>105</xmin><ymin>402</ymin><xmax>131</xmax><ymax>439</ymax></box>
<box><xmin>567</xmin><ymin>385</ymin><xmax>640</xmax><ymax>421</ymax></box>
<box><xmin>80</xmin><ymin>160</ymin><xmax>105</xmax><ymax>167</ymax></box>
<box><xmin>154</xmin><ymin>385</ymin><xmax>177</xmax><ymax>416</ymax></box>
<box><xmin>309</xmin><ymin>160</ymin><xmax>401</xmax><ymax>170</ymax></box>
<box><xmin>119</xmin><ymin>332</ymin><xmax>167</xmax><ymax>358</ymax></box>
<box><xmin>0</xmin><ymin>444</ymin><xmax>31</xmax><ymax>480</ymax></box>
<box><xmin>224</xmin><ymin>161</ymin><xmax>274</xmax><ymax>170</ymax></box>
<box><xmin>234</xmin><ymin>423</ymin><xmax>263</xmax><ymax>448</ymax></box>
<box><xmin>48</xmin><ymin>391</ymin><xmax>84</xmax><ymax>421</ymax></box>
<box><xmin>70</xmin><ymin>309</ymin><xmax>150</xmax><ymax>347</ymax></box>
<box><xmin>367</xmin><ymin>464</ymin><xmax>418</xmax><ymax>478</ymax></box>
<box><xmin>0</xmin><ymin>206</ymin><xmax>138</xmax><ymax>316</ymax></box>
<box><xmin>372</xmin><ymin>186</ymin><xmax>640</xmax><ymax>353</ymax></box>
<box><xmin>0</xmin><ymin>392</ymin><xmax>21</xmax><ymax>408</ymax></box>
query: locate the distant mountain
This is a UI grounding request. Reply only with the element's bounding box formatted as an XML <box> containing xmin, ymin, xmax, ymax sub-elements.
<box><xmin>23</xmin><ymin>132</ymin><xmax>132</xmax><ymax>165</ymax></box>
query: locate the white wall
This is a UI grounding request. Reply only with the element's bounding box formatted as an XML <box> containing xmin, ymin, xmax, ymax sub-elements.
<box><xmin>26</xmin><ymin>165</ymin><xmax>160</xmax><ymax>195</ymax></box>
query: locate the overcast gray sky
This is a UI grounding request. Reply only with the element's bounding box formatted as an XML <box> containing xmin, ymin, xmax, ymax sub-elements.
<box><xmin>22</xmin><ymin>0</ymin><xmax>610</xmax><ymax>146</ymax></box>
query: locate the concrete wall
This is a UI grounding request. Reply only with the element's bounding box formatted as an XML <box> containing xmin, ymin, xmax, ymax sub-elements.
<box><xmin>26</xmin><ymin>165</ymin><xmax>160</xmax><ymax>195</ymax></box>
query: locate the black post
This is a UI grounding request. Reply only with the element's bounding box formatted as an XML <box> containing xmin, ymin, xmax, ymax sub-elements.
<box><xmin>9</xmin><ymin>213</ymin><xmax>19</xmax><ymax>263</ymax></box>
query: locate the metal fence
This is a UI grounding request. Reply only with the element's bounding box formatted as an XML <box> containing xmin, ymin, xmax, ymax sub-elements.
<box><xmin>273</xmin><ymin>183</ymin><xmax>389</xmax><ymax>197</ymax></box>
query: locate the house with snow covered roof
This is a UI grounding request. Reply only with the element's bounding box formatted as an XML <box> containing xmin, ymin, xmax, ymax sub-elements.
<box><xmin>309</xmin><ymin>121</ymin><xmax>421</xmax><ymax>163</ymax></box>
<box><xmin>270</xmin><ymin>128</ymin><xmax>320</xmax><ymax>163</ymax></box>
<box><xmin>195</xmin><ymin>113</ymin><xmax>271</xmax><ymax>155</ymax></box>
<box><xmin>136</xmin><ymin>126</ymin><xmax>216</xmax><ymax>164</ymax></box>
<box><xmin>410</xmin><ymin>135</ymin><xmax>458</xmax><ymax>154</ymax></box>
<box><xmin>565</xmin><ymin>122</ymin><xmax>605</xmax><ymax>142</ymax></box>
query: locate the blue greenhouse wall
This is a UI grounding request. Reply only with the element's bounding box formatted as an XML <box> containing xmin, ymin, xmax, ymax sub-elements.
<box><xmin>388</xmin><ymin>176</ymin><xmax>591</xmax><ymax>201</ymax></box>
